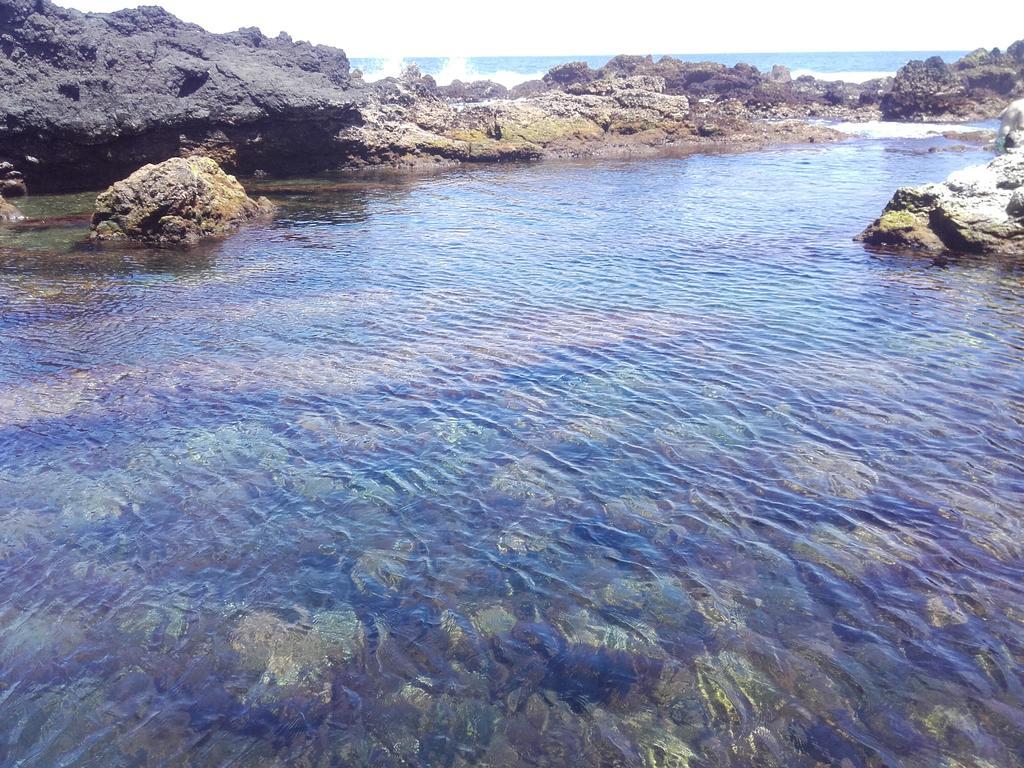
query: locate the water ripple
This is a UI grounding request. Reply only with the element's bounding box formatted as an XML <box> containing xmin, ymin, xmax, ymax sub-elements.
<box><xmin>1</xmin><ymin>144</ymin><xmax>1023</xmax><ymax>767</ymax></box>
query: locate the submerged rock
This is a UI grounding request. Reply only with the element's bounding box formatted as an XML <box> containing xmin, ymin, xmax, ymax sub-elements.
<box><xmin>496</xmin><ymin>524</ymin><xmax>549</xmax><ymax>556</ymax></box>
<box><xmin>859</xmin><ymin>146</ymin><xmax>1024</xmax><ymax>254</ymax></box>
<box><xmin>90</xmin><ymin>156</ymin><xmax>274</xmax><ymax>245</ymax></box>
<box><xmin>602</xmin><ymin>575</ymin><xmax>694</xmax><ymax>623</ymax></box>
<box><xmin>783</xmin><ymin>442</ymin><xmax>878</xmax><ymax>500</ymax></box>
<box><xmin>471</xmin><ymin>605</ymin><xmax>517</xmax><ymax>638</ymax></box>
<box><xmin>350</xmin><ymin>547</ymin><xmax>411</xmax><ymax>594</ymax></box>
<box><xmin>183</xmin><ymin>421</ymin><xmax>288</xmax><ymax>471</ymax></box>
<box><xmin>230</xmin><ymin>607</ymin><xmax>363</xmax><ymax>700</ymax></box>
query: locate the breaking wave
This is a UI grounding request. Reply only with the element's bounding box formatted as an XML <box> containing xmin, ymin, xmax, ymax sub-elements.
<box><xmin>791</xmin><ymin>69</ymin><xmax>895</xmax><ymax>83</ymax></box>
<box><xmin>434</xmin><ymin>57</ymin><xmax>544</xmax><ymax>88</ymax></box>
<box><xmin>358</xmin><ymin>56</ymin><xmax>544</xmax><ymax>87</ymax></box>
<box><xmin>358</xmin><ymin>55</ymin><xmax>408</xmax><ymax>82</ymax></box>
<box><xmin>831</xmin><ymin>120</ymin><xmax>994</xmax><ymax>139</ymax></box>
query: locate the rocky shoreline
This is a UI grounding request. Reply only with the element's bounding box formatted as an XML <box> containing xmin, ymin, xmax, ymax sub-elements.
<box><xmin>2</xmin><ymin>0</ymin><xmax>1021</xmax><ymax>197</ymax></box>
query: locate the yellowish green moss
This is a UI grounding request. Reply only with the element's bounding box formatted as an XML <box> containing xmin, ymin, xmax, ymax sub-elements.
<box><xmin>877</xmin><ymin>209</ymin><xmax>923</xmax><ymax>231</ymax></box>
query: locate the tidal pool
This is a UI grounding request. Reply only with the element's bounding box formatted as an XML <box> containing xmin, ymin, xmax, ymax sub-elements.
<box><xmin>1</xmin><ymin>137</ymin><xmax>1022</xmax><ymax>767</ymax></box>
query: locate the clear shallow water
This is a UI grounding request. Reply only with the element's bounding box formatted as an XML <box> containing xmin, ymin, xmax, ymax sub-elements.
<box><xmin>1</xmin><ymin>138</ymin><xmax>1023</xmax><ymax>767</ymax></box>
<box><xmin>352</xmin><ymin>51</ymin><xmax>969</xmax><ymax>87</ymax></box>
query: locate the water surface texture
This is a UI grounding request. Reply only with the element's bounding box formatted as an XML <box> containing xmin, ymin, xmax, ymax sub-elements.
<box><xmin>1</xmin><ymin>138</ymin><xmax>1023</xmax><ymax>767</ymax></box>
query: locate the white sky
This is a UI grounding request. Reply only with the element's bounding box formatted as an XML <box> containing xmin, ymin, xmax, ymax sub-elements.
<box><xmin>62</xmin><ymin>0</ymin><xmax>1024</xmax><ymax>58</ymax></box>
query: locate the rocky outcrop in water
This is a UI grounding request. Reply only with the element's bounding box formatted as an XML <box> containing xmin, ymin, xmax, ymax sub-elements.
<box><xmin>90</xmin><ymin>156</ymin><xmax>274</xmax><ymax>244</ymax></box>
<box><xmin>880</xmin><ymin>45</ymin><xmax>1024</xmax><ymax>121</ymax></box>
<box><xmin>858</xmin><ymin>138</ymin><xmax>1024</xmax><ymax>254</ymax></box>
<box><xmin>0</xmin><ymin>161</ymin><xmax>27</xmax><ymax>197</ymax></box>
<box><xmin>436</xmin><ymin>79</ymin><xmax>509</xmax><ymax>103</ymax></box>
<box><xmin>0</xmin><ymin>193</ymin><xmax>24</xmax><ymax>221</ymax></box>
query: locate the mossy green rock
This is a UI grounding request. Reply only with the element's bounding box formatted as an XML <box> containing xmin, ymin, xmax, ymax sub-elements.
<box><xmin>91</xmin><ymin>156</ymin><xmax>274</xmax><ymax>245</ymax></box>
<box><xmin>859</xmin><ymin>149</ymin><xmax>1024</xmax><ymax>254</ymax></box>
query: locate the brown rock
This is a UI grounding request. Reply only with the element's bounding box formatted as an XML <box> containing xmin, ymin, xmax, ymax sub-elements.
<box><xmin>90</xmin><ymin>156</ymin><xmax>274</xmax><ymax>245</ymax></box>
<box><xmin>0</xmin><ymin>194</ymin><xmax>24</xmax><ymax>222</ymax></box>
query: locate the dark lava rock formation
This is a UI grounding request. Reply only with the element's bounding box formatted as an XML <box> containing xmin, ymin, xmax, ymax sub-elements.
<box><xmin>0</xmin><ymin>0</ymin><xmax>362</xmax><ymax>192</ymax></box>
<box><xmin>90</xmin><ymin>156</ymin><xmax>274</xmax><ymax>244</ymax></box>
<box><xmin>0</xmin><ymin>0</ymin><xmax>948</xmax><ymax>194</ymax></box>
<box><xmin>513</xmin><ymin>55</ymin><xmax>891</xmax><ymax>116</ymax></box>
<box><xmin>881</xmin><ymin>46</ymin><xmax>1024</xmax><ymax>121</ymax></box>
<box><xmin>858</xmin><ymin>134</ymin><xmax>1024</xmax><ymax>254</ymax></box>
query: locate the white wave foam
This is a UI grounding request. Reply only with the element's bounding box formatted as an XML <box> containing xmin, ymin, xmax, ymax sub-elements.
<box><xmin>434</xmin><ymin>57</ymin><xmax>543</xmax><ymax>88</ymax></box>
<box><xmin>359</xmin><ymin>56</ymin><xmax>408</xmax><ymax>82</ymax></box>
<box><xmin>831</xmin><ymin>121</ymin><xmax>992</xmax><ymax>139</ymax></box>
<box><xmin>791</xmin><ymin>69</ymin><xmax>895</xmax><ymax>84</ymax></box>
<box><xmin>360</xmin><ymin>56</ymin><xmax>542</xmax><ymax>88</ymax></box>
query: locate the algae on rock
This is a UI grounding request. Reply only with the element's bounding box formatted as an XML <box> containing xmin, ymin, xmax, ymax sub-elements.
<box><xmin>859</xmin><ymin>146</ymin><xmax>1024</xmax><ymax>254</ymax></box>
<box><xmin>91</xmin><ymin>156</ymin><xmax>274</xmax><ymax>245</ymax></box>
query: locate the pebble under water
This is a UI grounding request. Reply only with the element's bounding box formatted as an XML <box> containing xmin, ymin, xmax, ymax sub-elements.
<box><xmin>0</xmin><ymin>137</ymin><xmax>1022</xmax><ymax>767</ymax></box>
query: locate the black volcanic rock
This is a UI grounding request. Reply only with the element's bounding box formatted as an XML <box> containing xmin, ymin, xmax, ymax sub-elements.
<box><xmin>880</xmin><ymin>57</ymin><xmax>969</xmax><ymax>120</ymax></box>
<box><xmin>437</xmin><ymin>79</ymin><xmax>509</xmax><ymax>102</ymax></box>
<box><xmin>0</xmin><ymin>0</ymin><xmax>363</xmax><ymax>191</ymax></box>
<box><xmin>881</xmin><ymin>47</ymin><xmax>1024</xmax><ymax>120</ymax></box>
<box><xmin>541</xmin><ymin>55</ymin><xmax>887</xmax><ymax>114</ymax></box>
<box><xmin>0</xmin><ymin>0</ymin><xmax>875</xmax><ymax>192</ymax></box>
<box><xmin>654</xmin><ymin>59</ymin><xmax>789</xmax><ymax>106</ymax></box>
<box><xmin>509</xmin><ymin>79</ymin><xmax>549</xmax><ymax>99</ymax></box>
<box><xmin>599</xmin><ymin>55</ymin><xmax>656</xmax><ymax>78</ymax></box>
<box><xmin>543</xmin><ymin>61</ymin><xmax>597</xmax><ymax>87</ymax></box>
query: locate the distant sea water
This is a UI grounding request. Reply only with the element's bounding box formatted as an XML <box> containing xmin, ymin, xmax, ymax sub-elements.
<box><xmin>351</xmin><ymin>50</ymin><xmax>970</xmax><ymax>87</ymax></box>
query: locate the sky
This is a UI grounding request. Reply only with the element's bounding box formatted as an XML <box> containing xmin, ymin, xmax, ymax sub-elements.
<box><xmin>62</xmin><ymin>0</ymin><xmax>1024</xmax><ymax>58</ymax></box>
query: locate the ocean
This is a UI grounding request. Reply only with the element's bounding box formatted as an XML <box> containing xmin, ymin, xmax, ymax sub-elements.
<box><xmin>351</xmin><ymin>50</ymin><xmax>970</xmax><ymax>87</ymax></box>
